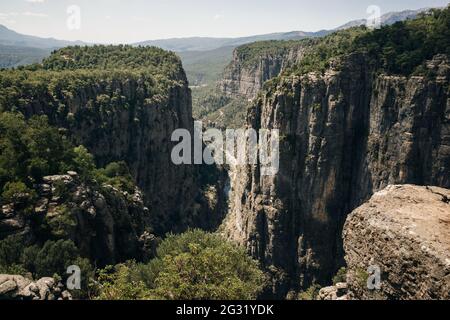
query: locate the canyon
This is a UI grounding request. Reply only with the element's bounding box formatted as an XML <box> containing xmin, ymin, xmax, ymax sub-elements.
<box><xmin>1</xmin><ymin>7</ymin><xmax>450</xmax><ymax>300</ymax></box>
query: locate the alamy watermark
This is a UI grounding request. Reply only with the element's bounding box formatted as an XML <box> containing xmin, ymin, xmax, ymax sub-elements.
<box><xmin>67</xmin><ymin>5</ymin><xmax>81</xmax><ymax>30</ymax></box>
<box><xmin>366</xmin><ymin>5</ymin><xmax>381</xmax><ymax>29</ymax></box>
<box><xmin>66</xmin><ymin>265</ymin><xmax>81</xmax><ymax>290</ymax></box>
<box><xmin>367</xmin><ymin>265</ymin><xmax>382</xmax><ymax>290</ymax></box>
<box><xmin>171</xmin><ymin>121</ymin><xmax>280</xmax><ymax>176</ymax></box>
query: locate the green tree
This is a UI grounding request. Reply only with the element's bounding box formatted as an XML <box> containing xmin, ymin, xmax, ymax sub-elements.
<box><xmin>0</xmin><ymin>235</ymin><xmax>26</xmax><ymax>274</ymax></box>
<box><xmin>95</xmin><ymin>263</ymin><xmax>153</xmax><ymax>300</ymax></box>
<box><xmin>73</xmin><ymin>145</ymin><xmax>96</xmax><ymax>180</ymax></box>
<box><xmin>2</xmin><ymin>181</ymin><xmax>36</xmax><ymax>205</ymax></box>
<box><xmin>96</xmin><ymin>230</ymin><xmax>266</xmax><ymax>300</ymax></box>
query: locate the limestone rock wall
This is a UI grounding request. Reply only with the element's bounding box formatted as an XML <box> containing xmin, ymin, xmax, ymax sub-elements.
<box><xmin>218</xmin><ymin>44</ymin><xmax>307</xmax><ymax>100</ymax></box>
<box><xmin>222</xmin><ymin>54</ymin><xmax>450</xmax><ymax>297</ymax></box>
<box><xmin>343</xmin><ymin>185</ymin><xmax>450</xmax><ymax>300</ymax></box>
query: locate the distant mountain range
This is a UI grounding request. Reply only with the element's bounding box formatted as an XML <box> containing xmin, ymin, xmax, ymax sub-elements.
<box><xmin>134</xmin><ymin>8</ymin><xmax>429</xmax><ymax>85</ymax></box>
<box><xmin>0</xmin><ymin>24</ymin><xmax>88</xmax><ymax>68</ymax></box>
<box><xmin>0</xmin><ymin>24</ymin><xmax>87</xmax><ymax>49</ymax></box>
<box><xmin>134</xmin><ymin>30</ymin><xmax>330</xmax><ymax>52</ymax></box>
<box><xmin>337</xmin><ymin>8</ymin><xmax>429</xmax><ymax>29</ymax></box>
<box><xmin>0</xmin><ymin>7</ymin><xmax>431</xmax><ymax>80</ymax></box>
<box><xmin>0</xmin><ymin>44</ymin><xmax>50</xmax><ymax>68</ymax></box>
<box><xmin>134</xmin><ymin>9</ymin><xmax>428</xmax><ymax>52</ymax></box>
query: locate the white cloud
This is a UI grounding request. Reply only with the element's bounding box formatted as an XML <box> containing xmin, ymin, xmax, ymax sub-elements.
<box><xmin>26</xmin><ymin>0</ymin><xmax>47</xmax><ymax>3</ymax></box>
<box><xmin>213</xmin><ymin>14</ymin><xmax>223</xmax><ymax>20</ymax></box>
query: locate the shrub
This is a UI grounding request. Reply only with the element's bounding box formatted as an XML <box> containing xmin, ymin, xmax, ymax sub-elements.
<box><xmin>0</xmin><ymin>235</ymin><xmax>25</xmax><ymax>273</ymax></box>
<box><xmin>96</xmin><ymin>230</ymin><xmax>266</xmax><ymax>300</ymax></box>
<box><xmin>298</xmin><ymin>284</ymin><xmax>322</xmax><ymax>300</ymax></box>
<box><xmin>1</xmin><ymin>181</ymin><xmax>36</xmax><ymax>204</ymax></box>
<box><xmin>332</xmin><ymin>267</ymin><xmax>347</xmax><ymax>285</ymax></box>
<box><xmin>95</xmin><ymin>161</ymin><xmax>136</xmax><ymax>194</ymax></box>
<box><xmin>73</xmin><ymin>145</ymin><xmax>96</xmax><ymax>180</ymax></box>
<box><xmin>95</xmin><ymin>262</ymin><xmax>152</xmax><ymax>300</ymax></box>
<box><xmin>20</xmin><ymin>240</ymin><xmax>93</xmax><ymax>298</ymax></box>
<box><xmin>45</xmin><ymin>205</ymin><xmax>77</xmax><ymax>238</ymax></box>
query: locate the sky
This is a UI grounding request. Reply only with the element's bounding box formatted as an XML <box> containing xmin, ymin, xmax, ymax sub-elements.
<box><xmin>0</xmin><ymin>0</ymin><xmax>449</xmax><ymax>44</ymax></box>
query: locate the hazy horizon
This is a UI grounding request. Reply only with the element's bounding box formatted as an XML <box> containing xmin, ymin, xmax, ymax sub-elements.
<box><xmin>0</xmin><ymin>0</ymin><xmax>449</xmax><ymax>44</ymax></box>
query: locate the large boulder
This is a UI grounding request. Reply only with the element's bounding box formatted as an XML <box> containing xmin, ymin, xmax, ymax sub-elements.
<box><xmin>317</xmin><ymin>283</ymin><xmax>348</xmax><ymax>300</ymax></box>
<box><xmin>343</xmin><ymin>185</ymin><xmax>450</xmax><ymax>300</ymax></box>
<box><xmin>0</xmin><ymin>275</ymin><xmax>72</xmax><ymax>300</ymax></box>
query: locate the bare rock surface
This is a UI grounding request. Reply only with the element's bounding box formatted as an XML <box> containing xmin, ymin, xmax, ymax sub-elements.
<box><xmin>343</xmin><ymin>185</ymin><xmax>450</xmax><ymax>300</ymax></box>
<box><xmin>318</xmin><ymin>282</ymin><xmax>348</xmax><ymax>300</ymax></box>
<box><xmin>0</xmin><ymin>275</ymin><xmax>72</xmax><ymax>300</ymax></box>
<box><xmin>222</xmin><ymin>54</ymin><xmax>450</xmax><ymax>297</ymax></box>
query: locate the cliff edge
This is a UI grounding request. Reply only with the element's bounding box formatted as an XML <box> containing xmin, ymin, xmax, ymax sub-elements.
<box><xmin>343</xmin><ymin>185</ymin><xmax>450</xmax><ymax>300</ymax></box>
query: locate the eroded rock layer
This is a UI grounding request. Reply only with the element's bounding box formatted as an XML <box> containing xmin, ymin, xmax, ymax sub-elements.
<box><xmin>218</xmin><ymin>42</ymin><xmax>307</xmax><ymax>100</ymax></box>
<box><xmin>222</xmin><ymin>54</ymin><xmax>450</xmax><ymax>296</ymax></box>
<box><xmin>343</xmin><ymin>185</ymin><xmax>450</xmax><ymax>300</ymax></box>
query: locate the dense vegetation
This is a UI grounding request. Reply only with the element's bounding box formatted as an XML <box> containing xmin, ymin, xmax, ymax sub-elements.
<box><xmin>0</xmin><ymin>68</ymin><xmax>175</xmax><ymax>118</ymax></box>
<box><xmin>0</xmin><ymin>111</ymin><xmax>137</xmax><ymax>297</ymax></box>
<box><xmin>95</xmin><ymin>230</ymin><xmax>266</xmax><ymax>300</ymax></box>
<box><xmin>42</xmin><ymin>45</ymin><xmax>183</xmax><ymax>77</ymax></box>
<box><xmin>285</xmin><ymin>27</ymin><xmax>368</xmax><ymax>75</ymax></box>
<box><xmin>0</xmin><ymin>235</ymin><xmax>93</xmax><ymax>296</ymax></box>
<box><xmin>285</xmin><ymin>7</ymin><xmax>450</xmax><ymax>77</ymax></box>
<box><xmin>0</xmin><ymin>112</ymin><xmax>134</xmax><ymax>200</ymax></box>
<box><xmin>352</xmin><ymin>7</ymin><xmax>450</xmax><ymax>75</ymax></box>
<box><xmin>0</xmin><ymin>46</ymin><xmax>187</xmax><ymax>118</ymax></box>
<box><xmin>235</xmin><ymin>40</ymin><xmax>307</xmax><ymax>68</ymax></box>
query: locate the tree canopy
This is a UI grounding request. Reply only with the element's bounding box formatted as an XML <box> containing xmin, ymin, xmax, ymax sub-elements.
<box><xmin>95</xmin><ymin>230</ymin><xmax>267</xmax><ymax>300</ymax></box>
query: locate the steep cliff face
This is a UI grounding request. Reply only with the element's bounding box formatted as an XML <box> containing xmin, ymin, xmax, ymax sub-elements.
<box><xmin>57</xmin><ymin>76</ymin><xmax>197</xmax><ymax>235</ymax></box>
<box><xmin>218</xmin><ymin>41</ymin><xmax>308</xmax><ymax>100</ymax></box>
<box><xmin>343</xmin><ymin>185</ymin><xmax>450</xmax><ymax>300</ymax></box>
<box><xmin>222</xmin><ymin>54</ymin><xmax>450</xmax><ymax>296</ymax></box>
<box><xmin>0</xmin><ymin>47</ymin><xmax>223</xmax><ymax>235</ymax></box>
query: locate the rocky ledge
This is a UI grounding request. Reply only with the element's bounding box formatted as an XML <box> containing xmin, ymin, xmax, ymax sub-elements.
<box><xmin>0</xmin><ymin>172</ymin><xmax>153</xmax><ymax>265</ymax></box>
<box><xmin>343</xmin><ymin>185</ymin><xmax>450</xmax><ymax>300</ymax></box>
<box><xmin>0</xmin><ymin>275</ymin><xmax>71</xmax><ymax>300</ymax></box>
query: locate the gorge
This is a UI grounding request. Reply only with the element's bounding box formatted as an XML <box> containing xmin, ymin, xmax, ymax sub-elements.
<box><xmin>1</xmin><ymin>6</ymin><xmax>450</xmax><ymax>300</ymax></box>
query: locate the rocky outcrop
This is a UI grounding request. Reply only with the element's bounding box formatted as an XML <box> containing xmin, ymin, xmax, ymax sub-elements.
<box><xmin>222</xmin><ymin>54</ymin><xmax>450</xmax><ymax>297</ymax></box>
<box><xmin>343</xmin><ymin>185</ymin><xmax>450</xmax><ymax>300</ymax></box>
<box><xmin>0</xmin><ymin>274</ymin><xmax>72</xmax><ymax>300</ymax></box>
<box><xmin>318</xmin><ymin>283</ymin><xmax>348</xmax><ymax>300</ymax></box>
<box><xmin>18</xmin><ymin>75</ymin><xmax>197</xmax><ymax>235</ymax></box>
<box><xmin>0</xmin><ymin>172</ymin><xmax>152</xmax><ymax>265</ymax></box>
<box><xmin>218</xmin><ymin>41</ymin><xmax>308</xmax><ymax>100</ymax></box>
